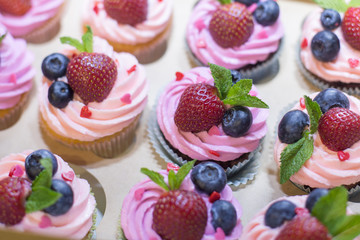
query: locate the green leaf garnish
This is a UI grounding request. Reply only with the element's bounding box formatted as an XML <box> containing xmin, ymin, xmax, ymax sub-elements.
<box><xmin>218</xmin><ymin>0</ymin><xmax>231</xmax><ymax>4</ymax></box>
<box><xmin>224</xmin><ymin>92</ymin><xmax>269</xmax><ymax>108</ymax></box>
<box><xmin>304</xmin><ymin>95</ymin><xmax>322</xmax><ymax>134</ymax></box>
<box><xmin>140</xmin><ymin>168</ymin><xmax>169</xmax><ymax>191</ymax></box>
<box><xmin>313</xmin><ymin>0</ymin><xmax>348</xmax><ymax>12</ymax></box>
<box><xmin>31</xmin><ymin>159</ymin><xmax>52</xmax><ymax>189</ymax></box>
<box><xmin>348</xmin><ymin>0</ymin><xmax>360</xmax><ymax>7</ymax></box>
<box><xmin>0</xmin><ymin>32</ymin><xmax>6</xmax><ymax>45</ymax></box>
<box><xmin>209</xmin><ymin>63</ymin><xmax>232</xmax><ymax>100</ymax></box>
<box><xmin>60</xmin><ymin>25</ymin><xmax>93</xmax><ymax>53</ymax></box>
<box><xmin>173</xmin><ymin>160</ymin><xmax>195</xmax><ymax>190</ymax></box>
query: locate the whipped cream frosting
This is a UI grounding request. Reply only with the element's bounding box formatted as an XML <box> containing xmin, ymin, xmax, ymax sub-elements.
<box><xmin>300</xmin><ymin>8</ymin><xmax>360</xmax><ymax>83</ymax></box>
<box><xmin>39</xmin><ymin>36</ymin><xmax>148</xmax><ymax>142</ymax></box>
<box><xmin>274</xmin><ymin>93</ymin><xmax>360</xmax><ymax>188</ymax></box>
<box><xmin>157</xmin><ymin>67</ymin><xmax>269</xmax><ymax>161</ymax></box>
<box><xmin>186</xmin><ymin>0</ymin><xmax>284</xmax><ymax>69</ymax></box>
<box><xmin>121</xmin><ymin>170</ymin><xmax>243</xmax><ymax>240</ymax></box>
<box><xmin>0</xmin><ymin>150</ymin><xmax>96</xmax><ymax>239</ymax></box>
<box><xmin>82</xmin><ymin>0</ymin><xmax>172</xmax><ymax>45</ymax></box>
<box><xmin>0</xmin><ymin>0</ymin><xmax>64</xmax><ymax>37</ymax></box>
<box><xmin>0</xmin><ymin>26</ymin><xmax>34</xmax><ymax>110</ymax></box>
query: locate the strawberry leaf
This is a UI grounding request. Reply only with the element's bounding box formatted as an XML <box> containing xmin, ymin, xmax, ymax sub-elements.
<box><xmin>304</xmin><ymin>95</ymin><xmax>322</xmax><ymax>134</ymax></box>
<box><xmin>209</xmin><ymin>63</ymin><xmax>232</xmax><ymax>100</ymax></box>
<box><xmin>141</xmin><ymin>168</ymin><xmax>169</xmax><ymax>191</ymax></box>
<box><xmin>313</xmin><ymin>0</ymin><xmax>348</xmax><ymax>12</ymax></box>
<box><xmin>60</xmin><ymin>26</ymin><xmax>93</xmax><ymax>53</ymax></box>
<box><xmin>348</xmin><ymin>0</ymin><xmax>360</xmax><ymax>7</ymax></box>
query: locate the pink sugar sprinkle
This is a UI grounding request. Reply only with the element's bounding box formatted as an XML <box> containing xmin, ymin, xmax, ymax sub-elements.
<box><xmin>39</xmin><ymin>215</ymin><xmax>52</xmax><ymax>228</ymax></box>
<box><xmin>8</xmin><ymin>165</ymin><xmax>24</xmax><ymax>177</ymax></box>
<box><xmin>247</xmin><ymin>3</ymin><xmax>257</xmax><ymax>13</ymax></box>
<box><xmin>121</xmin><ymin>93</ymin><xmax>132</xmax><ymax>104</ymax></box>
<box><xmin>301</xmin><ymin>38</ymin><xmax>308</xmax><ymax>49</ymax></box>
<box><xmin>175</xmin><ymin>71</ymin><xmax>184</xmax><ymax>81</ymax></box>
<box><xmin>196</xmin><ymin>39</ymin><xmax>206</xmax><ymax>48</ymax></box>
<box><xmin>214</xmin><ymin>228</ymin><xmax>226</xmax><ymax>240</ymax></box>
<box><xmin>194</xmin><ymin>18</ymin><xmax>206</xmax><ymax>32</ymax></box>
<box><xmin>62</xmin><ymin>171</ymin><xmax>75</xmax><ymax>182</ymax></box>
<box><xmin>338</xmin><ymin>151</ymin><xmax>350</xmax><ymax>161</ymax></box>
<box><xmin>10</xmin><ymin>74</ymin><xmax>17</xmax><ymax>84</ymax></box>
<box><xmin>167</xmin><ymin>163</ymin><xmax>180</xmax><ymax>172</ymax></box>
<box><xmin>209</xmin><ymin>150</ymin><xmax>220</xmax><ymax>157</ymax></box>
<box><xmin>208</xmin><ymin>125</ymin><xmax>221</xmax><ymax>136</ymax></box>
<box><xmin>134</xmin><ymin>188</ymin><xmax>145</xmax><ymax>201</ymax></box>
<box><xmin>348</xmin><ymin>58</ymin><xmax>359</xmax><ymax>68</ymax></box>
<box><xmin>127</xmin><ymin>65</ymin><xmax>137</xmax><ymax>75</ymax></box>
<box><xmin>300</xmin><ymin>97</ymin><xmax>306</xmax><ymax>109</ymax></box>
<box><xmin>257</xmin><ymin>30</ymin><xmax>268</xmax><ymax>39</ymax></box>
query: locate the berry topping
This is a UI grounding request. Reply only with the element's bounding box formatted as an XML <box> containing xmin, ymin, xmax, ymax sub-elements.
<box><xmin>305</xmin><ymin>188</ymin><xmax>329</xmax><ymax>212</ymax></box>
<box><xmin>175</xmin><ymin>71</ymin><xmax>184</xmax><ymax>81</ymax></box>
<box><xmin>0</xmin><ymin>177</ymin><xmax>31</xmax><ymax>225</ymax></box>
<box><xmin>127</xmin><ymin>65</ymin><xmax>136</xmax><ymax>75</ymax></box>
<box><xmin>222</xmin><ymin>106</ymin><xmax>253</xmax><ymax>137</ymax></box>
<box><xmin>278</xmin><ymin>110</ymin><xmax>310</xmax><ymax>144</ymax></box>
<box><xmin>104</xmin><ymin>0</ymin><xmax>148</xmax><ymax>26</ymax></box>
<box><xmin>44</xmin><ymin>179</ymin><xmax>74</xmax><ymax>216</ymax></box>
<box><xmin>318</xmin><ymin>107</ymin><xmax>360</xmax><ymax>151</ymax></box>
<box><xmin>211</xmin><ymin>200</ymin><xmax>237</xmax><ymax>236</ymax></box>
<box><xmin>234</xmin><ymin>0</ymin><xmax>259</xmax><ymax>7</ymax></box>
<box><xmin>41</xmin><ymin>53</ymin><xmax>70</xmax><ymax>81</ymax></box>
<box><xmin>48</xmin><ymin>81</ymin><xmax>74</xmax><ymax>109</ymax></box>
<box><xmin>348</xmin><ymin>58</ymin><xmax>359</xmax><ymax>68</ymax></box>
<box><xmin>0</xmin><ymin>0</ymin><xmax>31</xmax><ymax>16</ymax></box>
<box><xmin>264</xmin><ymin>200</ymin><xmax>296</xmax><ymax>228</ymax></box>
<box><xmin>311</xmin><ymin>30</ymin><xmax>340</xmax><ymax>62</ymax></box>
<box><xmin>209</xmin><ymin>191</ymin><xmax>221</xmax><ymax>203</ymax></box>
<box><xmin>338</xmin><ymin>151</ymin><xmax>350</xmax><ymax>161</ymax></box>
<box><xmin>320</xmin><ymin>9</ymin><xmax>341</xmax><ymax>30</ymax></box>
<box><xmin>253</xmin><ymin>0</ymin><xmax>280</xmax><ymax>26</ymax></box>
<box><xmin>313</xmin><ymin>88</ymin><xmax>349</xmax><ymax>114</ymax></box>
<box><xmin>80</xmin><ymin>106</ymin><xmax>92</xmax><ymax>118</ymax></box>
<box><xmin>25</xmin><ymin>149</ymin><xmax>58</xmax><ymax>181</ymax></box>
<box><xmin>301</xmin><ymin>38</ymin><xmax>308</xmax><ymax>49</ymax></box>
<box><xmin>341</xmin><ymin>7</ymin><xmax>360</xmax><ymax>51</ymax></box>
<box><xmin>230</xmin><ymin>69</ymin><xmax>242</xmax><ymax>85</ymax></box>
<box><xmin>209</xmin><ymin>2</ymin><xmax>254</xmax><ymax>48</ymax></box>
<box><xmin>191</xmin><ymin>162</ymin><xmax>227</xmax><ymax>195</ymax></box>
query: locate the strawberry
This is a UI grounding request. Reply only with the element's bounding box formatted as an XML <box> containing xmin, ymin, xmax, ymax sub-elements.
<box><xmin>174</xmin><ymin>83</ymin><xmax>225</xmax><ymax>133</ymax></box>
<box><xmin>276</xmin><ymin>215</ymin><xmax>331</xmax><ymax>240</ymax></box>
<box><xmin>152</xmin><ymin>189</ymin><xmax>207</xmax><ymax>240</ymax></box>
<box><xmin>104</xmin><ymin>0</ymin><xmax>148</xmax><ymax>26</ymax></box>
<box><xmin>318</xmin><ymin>107</ymin><xmax>360</xmax><ymax>151</ymax></box>
<box><xmin>0</xmin><ymin>177</ymin><xmax>31</xmax><ymax>225</ymax></box>
<box><xmin>209</xmin><ymin>2</ymin><xmax>254</xmax><ymax>48</ymax></box>
<box><xmin>66</xmin><ymin>52</ymin><xmax>117</xmax><ymax>104</ymax></box>
<box><xmin>341</xmin><ymin>7</ymin><xmax>360</xmax><ymax>51</ymax></box>
<box><xmin>0</xmin><ymin>0</ymin><xmax>31</xmax><ymax>16</ymax></box>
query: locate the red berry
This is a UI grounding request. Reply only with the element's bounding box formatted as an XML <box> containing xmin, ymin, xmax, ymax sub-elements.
<box><xmin>80</xmin><ymin>106</ymin><xmax>92</xmax><ymax>118</ymax></box>
<box><xmin>174</xmin><ymin>83</ymin><xmax>225</xmax><ymax>133</ymax></box>
<box><xmin>276</xmin><ymin>215</ymin><xmax>331</xmax><ymax>240</ymax></box>
<box><xmin>341</xmin><ymin>7</ymin><xmax>360</xmax><ymax>51</ymax></box>
<box><xmin>318</xmin><ymin>107</ymin><xmax>360</xmax><ymax>151</ymax></box>
<box><xmin>0</xmin><ymin>0</ymin><xmax>31</xmax><ymax>16</ymax></box>
<box><xmin>153</xmin><ymin>190</ymin><xmax>207</xmax><ymax>240</ymax></box>
<box><xmin>209</xmin><ymin>2</ymin><xmax>254</xmax><ymax>48</ymax></box>
<box><xmin>0</xmin><ymin>177</ymin><xmax>31</xmax><ymax>226</ymax></box>
<box><xmin>66</xmin><ymin>52</ymin><xmax>117</xmax><ymax>104</ymax></box>
<box><xmin>104</xmin><ymin>0</ymin><xmax>148</xmax><ymax>26</ymax></box>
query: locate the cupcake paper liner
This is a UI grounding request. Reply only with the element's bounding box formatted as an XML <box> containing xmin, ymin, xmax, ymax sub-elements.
<box><xmin>0</xmin><ymin>92</ymin><xmax>30</xmax><ymax>130</ymax></box>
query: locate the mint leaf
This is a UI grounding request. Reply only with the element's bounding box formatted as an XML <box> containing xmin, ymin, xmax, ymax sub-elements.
<box><xmin>82</xmin><ymin>26</ymin><xmax>93</xmax><ymax>53</ymax></box>
<box><xmin>223</xmin><ymin>94</ymin><xmax>269</xmax><ymax>108</ymax></box>
<box><xmin>26</xmin><ymin>186</ymin><xmax>62</xmax><ymax>213</ymax></box>
<box><xmin>227</xmin><ymin>79</ymin><xmax>252</xmax><ymax>96</ymax></box>
<box><xmin>168</xmin><ymin>170</ymin><xmax>176</xmax><ymax>190</ymax></box>
<box><xmin>313</xmin><ymin>0</ymin><xmax>348</xmax><ymax>12</ymax></box>
<box><xmin>304</xmin><ymin>95</ymin><xmax>322</xmax><ymax>134</ymax></box>
<box><xmin>60</xmin><ymin>37</ymin><xmax>85</xmax><ymax>52</ymax></box>
<box><xmin>348</xmin><ymin>0</ymin><xmax>360</xmax><ymax>7</ymax></box>
<box><xmin>218</xmin><ymin>0</ymin><xmax>231</xmax><ymax>4</ymax></box>
<box><xmin>141</xmin><ymin>168</ymin><xmax>169</xmax><ymax>191</ymax></box>
<box><xmin>31</xmin><ymin>158</ymin><xmax>52</xmax><ymax>189</ymax></box>
<box><xmin>174</xmin><ymin>160</ymin><xmax>195</xmax><ymax>189</ymax></box>
<box><xmin>332</xmin><ymin>215</ymin><xmax>360</xmax><ymax>240</ymax></box>
<box><xmin>0</xmin><ymin>32</ymin><xmax>6</xmax><ymax>44</ymax></box>
<box><xmin>209</xmin><ymin>63</ymin><xmax>232</xmax><ymax>100</ymax></box>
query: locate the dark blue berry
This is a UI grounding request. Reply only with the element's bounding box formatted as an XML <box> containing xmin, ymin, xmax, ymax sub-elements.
<box><xmin>191</xmin><ymin>162</ymin><xmax>227</xmax><ymax>195</ymax></box>
<box><xmin>311</xmin><ymin>30</ymin><xmax>340</xmax><ymax>62</ymax></box>
<box><xmin>264</xmin><ymin>200</ymin><xmax>296</xmax><ymax>228</ymax></box>
<box><xmin>44</xmin><ymin>179</ymin><xmax>74</xmax><ymax>216</ymax></box>
<box><xmin>278</xmin><ymin>110</ymin><xmax>309</xmax><ymax>144</ymax></box>
<box><xmin>231</xmin><ymin>70</ymin><xmax>242</xmax><ymax>85</ymax></box>
<box><xmin>321</xmin><ymin>9</ymin><xmax>341</xmax><ymax>30</ymax></box>
<box><xmin>211</xmin><ymin>200</ymin><xmax>237</xmax><ymax>235</ymax></box>
<box><xmin>48</xmin><ymin>81</ymin><xmax>74</xmax><ymax>109</ymax></box>
<box><xmin>41</xmin><ymin>53</ymin><xmax>70</xmax><ymax>80</ymax></box>
<box><xmin>253</xmin><ymin>0</ymin><xmax>280</xmax><ymax>26</ymax></box>
<box><xmin>305</xmin><ymin>188</ymin><xmax>329</xmax><ymax>212</ymax></box>
<box><xmin>313</xmin><ymin>88</ymin><xmax>350</xmax><ymax>113</ymax></box>
<box><xmin>222</xmin><ymin>106</ymin><xmax>252</xmax><ymax>137</ymax></box>
<box><xmin>234</xmin><ymin>0</ymin><xmax>259</xmax><ymax>7</ymax></box>
<box><xmin>25</xmin><ymin>149</ymin><xmax>58</xmax><ymax>181</ymax></box>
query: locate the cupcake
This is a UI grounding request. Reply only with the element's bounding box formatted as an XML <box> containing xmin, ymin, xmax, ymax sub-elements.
<box><xmin>82</xmin><ymin>0</ymin><xmax>173</xmax><ymax>64</ymax></box>
<box><xmin>120</xmin><ymin>161</ymin><xmax>243</xmax><ymax>240</ymax></box>
<box><xmin>39</xmin><ymin>27</ymin><xmax>148</xmax><ymax>158</ymax></box>
<box><xmin>0</xmin><ymin>0</ymin><xmax>65</xmax><ymax>43</ymax></box>
<box><xmin>154</xmin><ymin>64</ymin><xmax>269</xmax><ymax>180</ymax></box>
<box><xmin>241</xmin><ymin>187</ymin><xmax>360</xmax><ymax>239</ymax></box>
<box><xmin>0</xmin><ymin>149</ymin><xmax>97</xmax><ymax>239</ymax></box>
<box><xmin>298</xmin><ymin>2</ymin><xmax>360</xmax><ymax>94</ymax></box>
<box><xmin>186</xmin><ymin>0</ymin><xmax>284</xmax><ymax>83</ymax></box>
<box><xmin>274</xmin><ymin>88</ymin><xmax>360</xmax><ymax>193</ymax></box>
<box><xmin>0</xmin><ymin>26</ymin><xmax>34</xmax><ymax>130</ymax></box>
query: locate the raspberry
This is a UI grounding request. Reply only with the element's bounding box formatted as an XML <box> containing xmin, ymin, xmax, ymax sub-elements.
<box><xmin>0</xmin><ymin>0</ymin><xmax>31</xmax><ymax>16</ymax></box>
<box><xmin>104</xmin><ymin>0</ymin><xmax>148</xmax><ymax>26</ymax></box>
<box><xmin>341</xmin><ymin>7</ymin><xmax>360</xmax><ymax>51</ymax></box>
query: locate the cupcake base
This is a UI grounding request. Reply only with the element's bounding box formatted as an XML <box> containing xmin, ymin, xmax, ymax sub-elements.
<box><xmin>0</xmin><ymin>92</ymin><xmax>30</xmax><ymax>130</ymax></box>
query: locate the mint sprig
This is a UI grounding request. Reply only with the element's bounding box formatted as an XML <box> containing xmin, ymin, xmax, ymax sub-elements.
<box><xmin>140</xmin><ymin>160</ymin><xmax>196</xmax><ymax>191</ymax></box>
<box><xmin>0</xmin><ymin>32</ymin><xmax>6</xmax><ymax>45</ymax></box>
<box><xmin>60</xmin><ymin>25</ymin><xmax>93</xmax><ymax>53</ymax></box>
<box><xmin>313</xmin><ymin>0</ymin><xmax>360</xmax><ymax>12</ymax></box>
<box><xmin>218</xmin><ymin>0</ymin><xmax>231</xmax><ymax>4</ymax></box>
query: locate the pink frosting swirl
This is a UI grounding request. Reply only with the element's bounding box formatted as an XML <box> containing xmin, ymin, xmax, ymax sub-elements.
<box><xmin>157</xmin><ymin>67</ymin><xmax>268</xmax><ymax>161</ymax></box>
<box><xmin>186</xmin><ymin>0</ymin><xmax>284</xmax><ymax>69</ymax></box>
<box><xmin>39</xmin><ymin>36</ymin><xmax>148</xmax><ymax>141</ymax></box>
<box><xmin>0</xmin><ymin>150</ymin><xmax>96</xmax><ymax>239</ymax></box>
<box><xmin>300</xmin><ymin>8</ymin><xmax>360</xmax><ymax>83</ymax></box>
<box><xmin>274</xmin><ymin>92</ymin><xmax>360</xmax><ymax>188</ymax></box>
<box><xmin>0</xmin><ymin>0</ymin><xmax>64</xmax><ymax>37</ymax></box>
<box><xmin>121</xmin><ymin>170</ymin><xmax>242</xmax><ymax>240</ymax></box>
<box><xmin>0</xmin><ymin>26</ymin><xmax>34</xmax><ymax>110</ymax></box>
<box><xmin>82</xmin><ymin>0</ymin><xmax>172</xmax><ymax>45</ymax></box>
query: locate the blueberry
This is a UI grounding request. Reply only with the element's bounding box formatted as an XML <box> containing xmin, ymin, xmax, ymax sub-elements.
<box><xmin>264</xmin><ymin>200</ymin><xmax>296</xmax><ymax>228</ymax></box>
<box><xmin>313</xmin><ymin>88</ymin><xmax>349</xmax><ymax>113</ymax></box>
<box><xmin>41</xmin><ymin>53</ymin><xmax>70</xmax><ymax>80</ymax></box>
<box><xmin>191</xmin><ymin>162</ymin><xmax>227</xmax><ymax>195</ymax></box>
<box><xmin>253</xmin><ymin>0</ymin><xmax>280</xmax><ymax>26</ymax></box>
<box><xmin>320</xmin><ymin>9</ymin><xmax>341</xmax><ymax>30</ymax></box>
<box><xmin>222</xmin><ymin>106</ymin><xmax>252</xmax><ymax>137</ymax></box>
<box><xmin>234</xmin><ymin>0</ymin><xmax>259</xmax><ymax>7</ymax></box>
<box><xmin>48</xmin><ymin>81</ymin><xmax>74</xmax><ymax>109</ymax></box>
<box><xmin>231</xmin><ymin>70</ymin><xmax>242</xmax><ymax>85</ymax></box>
<box><xmin>25</xmin><ymin>149</ymin><xmax>58</xmax><ymax>181</ymax></box>
<box><xmin>305</xmin><ymin>188</ymin><xmax>329</xmax><ymax>212</ymax></box>
<box><xmin>278</xmin><ymin>110</ymin><xmax>309</xmax><ymax>144</ymax></box>
<box><xmin>311</xmin><ymin>30</ymin><xmax>340</xmax><ymax>62</ymax></box>
<box><xmin>44</xmin><ymin>179</ymin><xmax>74</xmax><ymax>216</ymax></box>
<box><xmin>211</xmin><ymin>200</ymin><xmax>237</xmax><ymax>235</ymax></box>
